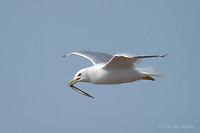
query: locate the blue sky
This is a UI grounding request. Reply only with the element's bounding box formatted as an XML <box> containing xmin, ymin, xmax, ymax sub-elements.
<box><xmin>1</xmin><ymin>0</ymin><xmax>200</xmax><ymax>133</ymax></box>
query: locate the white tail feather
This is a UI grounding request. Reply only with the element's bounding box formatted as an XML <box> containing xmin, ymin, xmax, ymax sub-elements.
<box><xmin>137</xmin><ymin>66</ymin><xmax>165</xmax><ymax>77</ymax></box>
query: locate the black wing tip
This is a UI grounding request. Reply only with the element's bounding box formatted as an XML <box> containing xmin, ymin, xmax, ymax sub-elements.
<box><xmin>159</xmin><ymin>54</ymin><xmax>168</xmax><ymax>58</ymax></box>
<box><xmin>134</xmin><ymin>54</ymin><xmax>168</xmax><ymax>59</ymax></box>
<box><xmin>63</xmin><ymin>53</ymin><xmax>71</xmax><ymax>58</ymax></box>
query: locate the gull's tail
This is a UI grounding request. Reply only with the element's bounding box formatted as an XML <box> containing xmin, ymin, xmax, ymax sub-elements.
<box><xmin>137</xmin><ymin>66</ymin><xmax>165</xmax><ymax>81</ymax></box>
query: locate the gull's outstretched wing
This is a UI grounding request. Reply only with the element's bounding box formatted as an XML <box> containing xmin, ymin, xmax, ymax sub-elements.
<box><xmin>103</xmin><ymin>53</ymin><xmax>167</xmax><ymax>69</ymax></box>
<box><xmin>64</xmin><ymin>51</ymin><xmax>113</xmax><ymax>65</ymax></box>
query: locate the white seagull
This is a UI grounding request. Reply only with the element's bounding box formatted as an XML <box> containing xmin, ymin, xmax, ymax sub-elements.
<box><xmin>64</xmin><ymin>51</ymin><xmax>167</xmax><ymax>98</ymax></box>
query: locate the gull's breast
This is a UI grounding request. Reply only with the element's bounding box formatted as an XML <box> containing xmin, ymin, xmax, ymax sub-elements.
<box><xmin>90</xmin><ymin>68</ymin><xmax>141</xmax><ymax>84</ymax></box>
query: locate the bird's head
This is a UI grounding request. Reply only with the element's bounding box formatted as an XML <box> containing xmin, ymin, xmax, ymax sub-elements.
<box><xmin>68</xmin><ymin>68</ymin><xmax>90</xmax><ymax>86</ymax></box>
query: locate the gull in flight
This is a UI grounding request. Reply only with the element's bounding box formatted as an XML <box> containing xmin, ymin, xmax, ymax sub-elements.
<box><xmin>64</xmin><ymin>51</ymin><xmax>167</xmax><ymax>98</ymax></box>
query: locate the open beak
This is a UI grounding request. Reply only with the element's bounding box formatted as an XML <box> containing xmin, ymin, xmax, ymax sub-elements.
<box><xmin>68</xmin><ymin>78</ymin><xmax>78</xmax><ymax>87</ymax></box>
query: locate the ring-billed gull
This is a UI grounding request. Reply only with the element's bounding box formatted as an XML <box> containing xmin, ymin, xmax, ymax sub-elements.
<box><xmin>64</xmin><ymin>51</ymin><xmax>167</xmax><ymax>98</ymax></box>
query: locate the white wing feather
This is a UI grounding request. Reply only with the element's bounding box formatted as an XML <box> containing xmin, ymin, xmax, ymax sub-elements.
<box><xmin>65</xmin><ymin>51</ymin><xmax>113</xmax><ymax>65</ymax></box>
<box><xmin>103</xmin><ymin>53</ymin><xmax>142</xmax><ymax>69</ymax></box>
<box><xmin>103</xmin><ymin>53</ymin><xmax>167</xmax><ymax>69</ymax></box>
<box><xmin>65</xmin><ymin>51</ymin><xmax>167</xmax><ymax>68</ymax></box>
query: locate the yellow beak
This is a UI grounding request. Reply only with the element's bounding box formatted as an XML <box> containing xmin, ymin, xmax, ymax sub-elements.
<box><xmin>68</xmin><ymin>79</ymin><xmax>78</xmax><ymax>87</ymax></box>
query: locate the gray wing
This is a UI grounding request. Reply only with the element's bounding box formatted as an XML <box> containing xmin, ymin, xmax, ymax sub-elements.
<box><xmin>103</xmin><ymin>53</ymin><xmax>167</xmax><ymax>69</ymax></box>
<box><xmin>64</xmin><ymin>51</ymin><xmax>113</xmax><ymax>65</ymax></box>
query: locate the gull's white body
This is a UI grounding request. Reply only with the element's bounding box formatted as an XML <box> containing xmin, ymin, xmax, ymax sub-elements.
<box><xmin>77</xmin><ymin>65</ymin><xmax>142</xmax><ymax>84</ymax></box>
<box><xmin>66</xmin><ymin>51</ymin><xmax>166</xmax><ymax>85</ymax></box>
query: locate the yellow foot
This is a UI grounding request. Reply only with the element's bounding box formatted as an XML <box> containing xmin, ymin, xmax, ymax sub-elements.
<box><xmin>142</xmin><ymin>76</ymin><xmax>155</xmax><ymax>81</ymax></box>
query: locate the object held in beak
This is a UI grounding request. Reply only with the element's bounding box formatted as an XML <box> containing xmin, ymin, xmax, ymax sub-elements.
<box><xmin>68</xmin><ymin>78</ymin><xmax>79</xmax><ymax>86</ymax></box>
<box><xmin>68</xmin><ymin>79</ymin><xmax>95</xmax><ymax>99</ymax></box>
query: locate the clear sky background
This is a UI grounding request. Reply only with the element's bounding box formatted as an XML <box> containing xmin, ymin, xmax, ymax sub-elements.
<box><xmin>1</xmin><ymin>0</ymin><xmax>200</xmax><ymax>133</ymax></box>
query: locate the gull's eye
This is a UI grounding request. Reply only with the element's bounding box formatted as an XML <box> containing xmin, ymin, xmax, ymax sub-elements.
<box><xmin>78</xmin><ymin>73</ymin><xmax>82</xmax><ymax>77</ymax></box>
